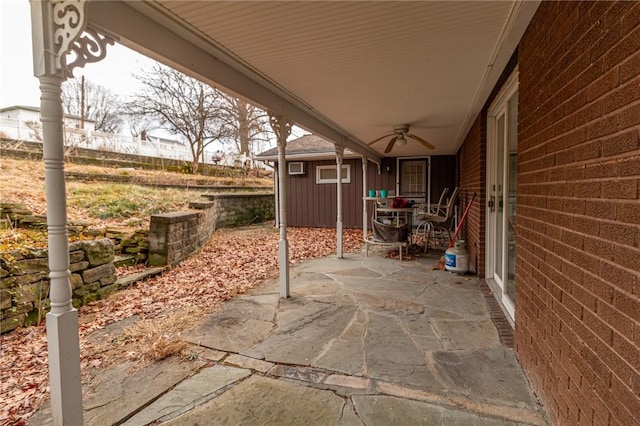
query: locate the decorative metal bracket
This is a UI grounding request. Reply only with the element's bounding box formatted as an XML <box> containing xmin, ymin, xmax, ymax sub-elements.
<box><xmin>52</xmin><ymin>0</ymin><xmax>114</xmax><ymax>77</ymax></box>
<box><xmin>269</xmin><ymin>113</ymin><xmax>292</xmax><ymax>146</ymax></box>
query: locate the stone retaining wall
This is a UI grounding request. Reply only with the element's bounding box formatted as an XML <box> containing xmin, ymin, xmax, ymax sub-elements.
<box><xmin>0</xmin><ymin>202</ymin><xmax>100</xmax><ymax>235</ymax></box>
<box><xmin>0</xmin><ymin>239</ymin><xmax>117</xmax><ymax>334</ymax></box>
<box><xmin>1</xmin><ymin>203</ymin><xmax>149</xmax><ymax>264</ymax></box>
<box><xmin>205</xmin><ymin>193</ymin><xmax>275</xmax><ymax>229</ymax></box>
<box><xmin>148</xmin><ymin>193</ymin><xmax>274</xmax><ymax>266</ymax></box>
<box><xmin>105</xmin><ymin>227</ymin><xmax>150</xmax><ymax>263</ymax></box>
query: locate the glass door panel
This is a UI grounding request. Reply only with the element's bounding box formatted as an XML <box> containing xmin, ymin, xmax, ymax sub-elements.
<box><xmin>505</xmin><ymin>93</ymin><xmax>518</xmax><ymax>305</ymax></box>
<box><xmin>494</xmin><ymin>114</ymin><xmax>505</xmax><ymax>284</ymax></box>
<box><xmin>487</xmin><ymin>72</ymin><xmax>518</xmax><ymax>321</ymax></box>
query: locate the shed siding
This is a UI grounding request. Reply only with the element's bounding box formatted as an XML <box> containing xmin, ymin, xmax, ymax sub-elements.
<box><xmin>285</xmin><ymin>158</ymin><xmax>364</xmax><ymax>228</ymax></box>
<box><xmin>517</xmin><ymin>2</ymin><xmax>640</xmax><ymax>425</ymax></box>
<box><xmin>281</xmin><ymin>156</ymin><xmax>456</xmax><ymax>228</ymax></box>
<box><xmin>430</xmin><ymin>155</ymin><xmax>457</xmax><ymax>206</ymax></box>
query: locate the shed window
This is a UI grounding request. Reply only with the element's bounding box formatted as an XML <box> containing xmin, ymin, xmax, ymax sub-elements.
<box><xmin>316</xmin><ymin>164</ymin><xmax>350</xmax><ymax>184</ymax></box>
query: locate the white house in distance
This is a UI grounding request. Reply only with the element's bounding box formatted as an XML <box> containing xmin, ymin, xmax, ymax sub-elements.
<box><xmin>0</xmin><ymin>105</ymin><xmax>96</xmax><ymax>139</ymax></box>
<box><xmin>1</xmin><ymin>105</ymin><xmax>267</xmax><ymax>167</ymax></box>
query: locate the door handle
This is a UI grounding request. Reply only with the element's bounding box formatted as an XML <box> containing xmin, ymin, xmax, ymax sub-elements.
<box><xmin>488</xmin><ymin>196</ymin><xmax>495</xmax><ymax>212</ymax></box>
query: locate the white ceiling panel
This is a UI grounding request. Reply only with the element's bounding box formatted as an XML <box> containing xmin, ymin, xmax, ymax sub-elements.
<box><xmin>92</xmin><ymin>1</ymin><xmax>539</xmax><ymax>156</ymax></box>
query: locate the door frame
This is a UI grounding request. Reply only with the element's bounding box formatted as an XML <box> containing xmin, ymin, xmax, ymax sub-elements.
<box><xmin>396</xmin><ymin>156</ymin><xmax>430</xmax><ymax>203</ymax></box>
<box><xmin>486</xmin><ymin>68</ymin><xmax>518</xmax><ymax>322</ymax></box>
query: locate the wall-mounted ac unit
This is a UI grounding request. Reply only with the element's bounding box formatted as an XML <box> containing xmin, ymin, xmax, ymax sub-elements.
<box><xmin>288</xmin><ymin>161</ymin><xmax>305</xmax><ymax>175</ymax></box>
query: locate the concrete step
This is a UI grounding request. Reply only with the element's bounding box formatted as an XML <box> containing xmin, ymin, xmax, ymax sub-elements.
<box><xmin>115</xmin><ymin>267</ymin><xmax>164</xmax><ymax>287</ymax></box>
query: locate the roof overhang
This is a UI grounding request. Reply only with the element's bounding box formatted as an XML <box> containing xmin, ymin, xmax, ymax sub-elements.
<box><xmin>86</xmin><ymin>1</ymin><xmax>540</xmax><ymax>160</ymax></box>
<box><xmin>87</xmin><ymin>1</ymin><xmax>383</xmax><ymax>163</ymax></box>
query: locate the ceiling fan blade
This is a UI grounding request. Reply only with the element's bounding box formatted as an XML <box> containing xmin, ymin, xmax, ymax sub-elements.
<box><xmin>384</xmin><ymin>136</ymin><xmax>398</xmax><ymax>154</ymax></box>
<box><xmin>407</xmin><ymin>133</ymin><xmax>435</xmax><ymax>150</ymax></box>
<box><xmin>367</xmin><ymin>133</ymin><xmax>394</xmax><ymax>145</ymax></box>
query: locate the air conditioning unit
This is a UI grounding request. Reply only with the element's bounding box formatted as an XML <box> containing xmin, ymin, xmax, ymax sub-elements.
<box><xmin>288</xmin><ymin>161</ymin><xmax>305</xmax><ymax>175</ymax></box>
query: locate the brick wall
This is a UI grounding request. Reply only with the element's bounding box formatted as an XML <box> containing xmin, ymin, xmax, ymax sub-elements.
<box><xmin>517</xmin><ymin>2</ymin><xmax>640</xmax><ymax>425</ymax></box>
<box><xmin>457</xmin><ymin>115</ymin><xmax>487</xmax><ymax>276</ymax></box>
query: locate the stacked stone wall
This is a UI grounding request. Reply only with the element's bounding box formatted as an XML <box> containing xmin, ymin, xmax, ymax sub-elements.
<box><xmin>0</xmin><ymin>239</ymin><xmax>117</xmax><ymax>334</ymax></box>
<box><xmin>1</xmin><ymin>203</ymin><xmax>149</xmax><ymax>264</ymax></box>
<box><xmin>105</xmin><ymin>227</ymin><xmax>150</xmax><ymax>263</ymax></box>
<box><xmin>0</xmin><ymin>203</ymin><xmax>47</xmax><ymax>230</ymax></box>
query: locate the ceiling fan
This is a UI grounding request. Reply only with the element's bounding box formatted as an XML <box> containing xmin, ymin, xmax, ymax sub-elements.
<box><xmin>367</xmin><ymin>124</ymin><xmax>435</xmax><ymax>154</ymax></box>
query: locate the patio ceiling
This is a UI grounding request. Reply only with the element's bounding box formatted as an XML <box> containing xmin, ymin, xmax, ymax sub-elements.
<box><xmin>88</xmin><ymin>1</ymin><xmax>539</xmax><ymax>159</ymax></box>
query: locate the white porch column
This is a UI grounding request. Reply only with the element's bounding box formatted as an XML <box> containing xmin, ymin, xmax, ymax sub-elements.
<box><xmin>335</xmin><ymin>144</ymin><xmax>344</xmax><ymax>258</ymax></box>
<box><xmin>362</xmin><ymin>157</ymin><xmax>368</xmax><ymax>240</ymax></box>
<box><xmin>269</xmin><ymin>114</ymin><xmax>292</xmax><ymax>298</ymax></box>
<box><xmin>30</xmin><ymin>1</ymin><xmax>113</xmax><ymax>423</ymax></box>
<box><xmin>274</xmin><ymin>162</ymin><xmax>280</xmax><ymax>226</ymax></box>
<box><xmin>41</xmin><ymin>74</ymin><xmax>84</xmax><ymax>426</ymax></box>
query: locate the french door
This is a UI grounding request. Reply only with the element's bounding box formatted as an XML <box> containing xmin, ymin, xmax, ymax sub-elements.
<box><xmin>487</xmin><ymin>71</ymin><xmax>518</xmax><ymax>320</ymax></box>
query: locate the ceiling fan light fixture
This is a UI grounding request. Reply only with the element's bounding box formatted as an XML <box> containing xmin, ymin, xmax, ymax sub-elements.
<box><xmin>396</xmin><ymin>135</ymin><xmax>407</xmax><ymax>146</ymax></box>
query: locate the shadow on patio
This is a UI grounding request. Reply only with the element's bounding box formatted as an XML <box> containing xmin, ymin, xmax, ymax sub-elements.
<box><xmin>32</xmin><ymin>252</ymin><xmax>549</xmax><ymax>425</ymax></box>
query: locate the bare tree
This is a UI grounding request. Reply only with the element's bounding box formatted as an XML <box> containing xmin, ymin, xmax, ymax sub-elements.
<box><xmin>219</xmin><ymin>96</ymin><xmax>269</xmax><ymax>165</ymax></box>
<box><xmin>122</xmin><ymin>105</ymin><xmax>160</xmax><ymax>139</ymax></box>
<box><xmin>62</xmin><ymin>77</ymin><xmax>123</xmax><ymax>133</ymax></box>
<box><xmin>24</xmin><ymin>120</ymin><xmax>42</xmax><ymax>141</ymax></box>
<box><xmin>127</xmin><ymin>64</ymin><xmax>229</xmax><ymax>173</ymax></box>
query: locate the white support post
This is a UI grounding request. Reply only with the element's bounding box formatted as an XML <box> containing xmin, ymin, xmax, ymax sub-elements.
<box><xmin>269</xmin><ymin>114</ymin><xmax>292</xmax><ymax>298</ymax></box>
<box><xmin>335</xmin><ymin>144</ymin><xmax>344</xmax><ymax>258</ymax></box>
<box><xmin>30</xmin><ymin>1</ymin><xmax>114</xmax><ymax>423</ymax></box>
<box><xmin>274</xmin><ymin>162</ymin><xmax>280</xmax><ymax>227</ymax></box>
<box><xmin>41</xmin><ymin>74</ymin><xmax>84</xmax><ymax>426</ymax></box>
<box><xmin>362</xmin><ymin>157</ymin><xmax>368</xmax><ymax>241</ymax></box>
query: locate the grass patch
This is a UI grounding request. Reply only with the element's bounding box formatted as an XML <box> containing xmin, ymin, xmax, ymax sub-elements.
<box><xmin>67</xmin><ymin>182</ymin><xmax>200</xmax><ymax>221</ymax></box>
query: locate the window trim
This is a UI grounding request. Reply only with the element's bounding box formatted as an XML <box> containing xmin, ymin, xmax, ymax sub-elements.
<box><xmin>397</xmin><ymin>157</ymin><xmax>429</xmax><ymax>199</ymax></box>
<box><xmin>316</xmin><ymin>164</ymin><xmax>351</xmax><ymax>184</ymax></box>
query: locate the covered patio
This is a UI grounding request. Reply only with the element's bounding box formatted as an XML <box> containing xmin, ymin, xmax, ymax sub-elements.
<box><xmin>31</xmin><ymin>2</ymin><xmax>538</xmax><ymax>421</ymax></box>
<box><xmin>29</xmin><ymin>1</ymin><xmax>640</xmax><ymax>424</ymax></box>
<box><xmin>31</xmin><ymin>253</ymin><xmax>547</xmax><ymax>425</ymax></box>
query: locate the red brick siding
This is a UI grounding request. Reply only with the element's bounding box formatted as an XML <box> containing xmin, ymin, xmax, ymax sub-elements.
<box><xmin>517</xmin><ymin>2</ymin><xmax>640</xmax><ymax>425</ymax></box>
<box><xmin>457</xmin><ymin>114</ymin><xmax>487</xmax><ymax>277</ymax></box>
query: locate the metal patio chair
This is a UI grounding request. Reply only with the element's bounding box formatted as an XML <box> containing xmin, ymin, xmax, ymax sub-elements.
<box><xmin>414</xmin><ymin>187</ymin><xmax>459</xmax><ymax>252</ymax></box>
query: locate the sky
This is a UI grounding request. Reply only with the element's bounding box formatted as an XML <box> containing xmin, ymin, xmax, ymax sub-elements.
<box><xmin>0</xmin><ymin>0</ymin><xmax>299</xmax><ymax>150</ymax></box>
<box><xmin>1</xmin><ymin>0</ymin><xmax>155</xmax><ymax>109</ymax></box>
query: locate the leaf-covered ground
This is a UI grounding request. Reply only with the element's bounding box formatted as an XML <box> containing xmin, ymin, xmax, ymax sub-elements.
<box><xmin>0</xmin><ymin>226</ymin><xmax>364</xmax><ymax>425</ymax></box>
